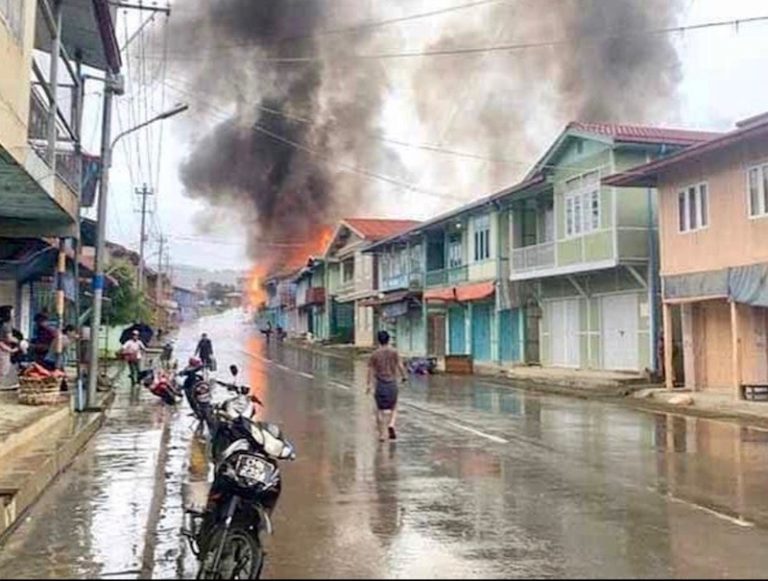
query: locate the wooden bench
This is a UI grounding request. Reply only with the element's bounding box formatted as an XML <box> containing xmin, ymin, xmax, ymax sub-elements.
<box><xmin>742</xmin><ymin>384</ymin><xmax>768</xmax><ymax>401</ymax></box>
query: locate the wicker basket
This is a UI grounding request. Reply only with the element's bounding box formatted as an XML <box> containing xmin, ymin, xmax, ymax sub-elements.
<box><xmin>18</xmin><ymin>376</ymin><xmax>62</xmax><ymax>406</ymax></box>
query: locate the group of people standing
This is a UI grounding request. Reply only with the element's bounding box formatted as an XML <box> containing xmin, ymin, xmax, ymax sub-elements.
<box><xmin>119</xmin><ymin>328</ymin><xmax>215</xmax><ymax>387</ymax></box>
<box><xmin>0</xmin><ymin>306</ymin><xmax>77</xmax><ymax>385</ymax></box>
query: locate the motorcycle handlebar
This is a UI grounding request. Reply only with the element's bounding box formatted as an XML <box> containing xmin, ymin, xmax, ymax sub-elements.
<box><xmin>214</xmin><ymin>379</ymin><xmax>263</xmax><ymax>406</ymax></box>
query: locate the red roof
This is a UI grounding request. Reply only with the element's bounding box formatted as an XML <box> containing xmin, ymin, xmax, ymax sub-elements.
<box><xmin>568</xmin><ymin>122</ymin><xmax>721</xmax><ymax>146</ymax></box>
<box><xmin>343</xmin><ymin>218</ymin><xmax>421</xmax><ymax>242</ymax></box>
<box><xmin>424</xmin><ymin>281</ymin><xmax>495</xmax><ymax>303</ymax></box>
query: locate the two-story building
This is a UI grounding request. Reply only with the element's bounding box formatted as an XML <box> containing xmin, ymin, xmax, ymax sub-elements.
<box><xmin>294</xmin><ymin>257</ymin><xmax>326</xmax><ymax>340</ymax></box>
<box><xmin>323</xmin><ymin>218</ymin><xmax>419</xmax><ymax>346</ymax></box>
<box><xmin>365</xmin><ymin>123</ymin><xmax>718</xmax><ymax>369</ymax></box>
<box><xmin>503</xmin><ymin>123</ymin><xmax>719</xmax><ymax>374</ymax></box>
<box><xmin>0</xmin><ymin>0</ymin><xmax>120</xmax><ymax>347</ymax></box>
<box><xmin>605</xmin><ymin>113</ymin><xmax>768</xmax><ymax>397</ymax></box>
<box><xmin>364</xmin><ymin>177</ymin><xmax>544</xmax><ymax>362</ymax></box>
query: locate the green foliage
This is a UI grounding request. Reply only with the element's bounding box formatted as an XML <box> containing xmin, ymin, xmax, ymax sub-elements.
<box><xmin>104</xmin><ymin>260</ymin><xmax>152</xmax><ymax>325</ymax></box>
<box><xmin>205</xmin><ymin>281</ymin><xmax>236</xmax><ymax>302</ymax></box>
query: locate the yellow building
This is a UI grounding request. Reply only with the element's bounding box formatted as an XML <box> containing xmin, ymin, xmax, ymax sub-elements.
<box><xmin>0</xmin><ymin>0</ymin><xmax>120</xmax><ymax>237</ymax></box>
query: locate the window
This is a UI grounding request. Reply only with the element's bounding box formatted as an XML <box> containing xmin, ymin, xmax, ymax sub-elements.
<box><xmin>748</xmin><ymin>164</ymin><xmax>768</xmax><ymax>218</ymax></box>
<box><xmin>0</xmin><ymin>0</ymin><xmax>24</xmax><ymax>43</ymax></box>
<box><xmin>677</xmin><ymin>182</ymin><xmax>709</xmax><ymax>232</ymax></box>
<box><xmin>564</xmin><ymin>170</ymin><xmax>601</xmax><ymax>238</ymax></box>
<box><xmin>448</xmin><ymin>234</ymin><xmax>463</xmax><ymax>268</ymax></box>
<box><xmin>473</xmin><ymin>214</ymin><xmax>491</xmax><ymax>261</ymax></box>
<box><xmin>342</xmin><ymin>258</ymin><xmax>354</xmax><ymax>282</ymax></box>
<box><xmin>409</xmin><ymin>243</ymin><xmax>423</xmax><ymax>274</ymax></box>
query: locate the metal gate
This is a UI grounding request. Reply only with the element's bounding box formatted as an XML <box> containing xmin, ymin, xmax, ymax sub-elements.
<box><xmin>448</xmin><ymin>307</ymin><xmax>466</xmax><ymax>354</ymax></box>
<box><xmin>499</xmin><ymin>308</ymin><xmax>521</xmax><ymax>362</ymax></box>
<box><xmin>471</xmin><ymin>302</ymin><xmax>493</xmax><ymax>362</ymax></box>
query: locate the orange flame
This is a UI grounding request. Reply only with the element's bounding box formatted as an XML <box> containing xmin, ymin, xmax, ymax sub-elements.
<box><xmin>246</xmin><ymin>226</ymin><xmax>334</xmax><ymax>310</ymax></box>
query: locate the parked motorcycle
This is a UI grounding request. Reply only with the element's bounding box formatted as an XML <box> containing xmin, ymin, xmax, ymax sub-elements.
<box><xmin>178</xmin><ymin>358</ymin><xmax>214</xmax><ymax>431</ymax></box>
<box><xmin>184</xmin><ymin>364</ymin><xmax>296</xmax><ymax>580</ymax></box>
<box><xmin>141</xmin><ymin>368</ymin><xmax>181</xmax><ymax>405</ymax></box>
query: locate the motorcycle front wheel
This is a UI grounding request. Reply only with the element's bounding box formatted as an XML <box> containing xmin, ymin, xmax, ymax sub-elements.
<box><xmin>197</xmin><ymin>526</ymin><xmax>264</xmax><ymax>580</ymax></box>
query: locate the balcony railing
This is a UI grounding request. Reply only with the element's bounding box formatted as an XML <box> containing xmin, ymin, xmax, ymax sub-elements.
<box><xmin>382</xmin><ymin>271</ymin><xmax>424</xmax><ymax>292</ymax></box>
<box><xmin>303</xmin><ymin>287</ymin><xmax>326</xmax><ymax>306</ymax></box>
<box><xmin>426</xmin><ymin>269</ymin><xmax>447</xmax><ymax>287</ymax></box>
<box><xmin>425</xmin><ymin>265</ymin><xmax>468</xmax><ymax>287</ymax></box>
<box><xmin>511</xmin><ymin>241</ymin><xmax>555</xmax><ymax>272</ymax></box>
<box><xmin>28</xmin><ymin>92</ymin><xmax>81</xmax><ymax>194</ymax></box>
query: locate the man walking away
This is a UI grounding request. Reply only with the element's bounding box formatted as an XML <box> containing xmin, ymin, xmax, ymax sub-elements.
<box><xmin>195</xmin><ymin>333</ymin><xmax>215</xmax><ymax>371</ymax></box>
<box><xmin>367</xmin><ymin>330</ymin><xmax>407</xmax><ymax>441</ymax></box>
<box><xmin>121</xmin><ymin>329</ymin><xmax>146</xmax><ymax>386</ymax></box>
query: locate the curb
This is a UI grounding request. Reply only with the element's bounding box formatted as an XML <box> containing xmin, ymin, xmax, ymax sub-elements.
<box><xmin>0</xmin><ymin>391</ymin><xmax>116</xmax><ymax>541</ymax></box>
<box><xmin>285</xmin><ymin>340</ymin><xmax>768</xmax><ymax>429</ymax></box>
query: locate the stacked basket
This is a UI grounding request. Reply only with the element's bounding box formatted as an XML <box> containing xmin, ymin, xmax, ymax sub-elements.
<box><xmin>18</xmin><ymin>376</ymin><xmax>62</xmax><ymax>405</ymax></box>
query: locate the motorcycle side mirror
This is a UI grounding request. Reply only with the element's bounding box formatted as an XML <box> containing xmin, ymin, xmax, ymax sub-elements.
<box><xmin>230</xmin><ymin>364</ymin><xmax>238</xmax><ymax>377</ymax></box>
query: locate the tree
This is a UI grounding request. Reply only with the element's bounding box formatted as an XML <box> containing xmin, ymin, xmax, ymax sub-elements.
<box><xmin>104</xmin><ymin>260</ymin><xmax>152</xmax><ymax>325</ymax></box>
<box><xmin>205</xmin><ymin>281</ymin><xmax>234</xmax><ymax>302</ymax></box>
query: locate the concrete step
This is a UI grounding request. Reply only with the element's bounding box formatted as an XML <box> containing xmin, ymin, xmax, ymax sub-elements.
<box><xmin>0</xmin><ymin>397</ymin><xmax>111</xmax><ymax>539</ymax></box>
<box><xmin>0</xmin><ymin>400</ymin><xmax>70</xmax><ymax>465</ymax></box>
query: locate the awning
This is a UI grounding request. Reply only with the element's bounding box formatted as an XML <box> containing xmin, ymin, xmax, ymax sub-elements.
<box><xmin>424</xmin><ymin>281</ymin><xmax>495</xmax><ymax>303</ymax></box>
<box><xmin>663</xmin><ymin>263</ymin><xmax>768</xmax><ymax>308</ymax></box>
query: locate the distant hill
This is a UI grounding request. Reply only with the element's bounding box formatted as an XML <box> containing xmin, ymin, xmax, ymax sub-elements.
<box><xmin>171</xmin><ymin>264</ymin><xmax>246</xmax><ymax>291</ymax></box>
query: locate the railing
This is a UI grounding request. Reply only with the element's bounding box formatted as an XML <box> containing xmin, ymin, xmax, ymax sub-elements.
<box><xmin>382</xmin><ymin>271</ymin><xmax>423</xmax><ymax>292</ymax></box>
<box><xmin>447</xmin><ymin>265</ymin><xmax>468</xmax><ymax>284</ymax></box>
<box><xmin>28</xmin><ymin>92</ymin><xmax>81</xmax><ymax>194</ymax></box>
<box><xmin>303</xmin><ymin>287</ymin><xmax>325</xmax><ymax>305</ymax></box>
<box><xmin>426</xmin><ymin>269</ymin><xmax>447</xmax><ymax>287</ymax></box>
<box><xmin>511</xmin><ymin>241</ymin><xmax>555</xmax><ymax>272</ymax></box>
<box><xmin>425</xmin><ymin>265</ymin><xmax>468</xmax><ymax>287</ymax></box>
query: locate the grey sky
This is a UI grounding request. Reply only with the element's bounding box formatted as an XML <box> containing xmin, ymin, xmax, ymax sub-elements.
<box><xmin>81</xmin><ymin>0</ymin><xmax>768</xmax><ymax>271</ymax></box>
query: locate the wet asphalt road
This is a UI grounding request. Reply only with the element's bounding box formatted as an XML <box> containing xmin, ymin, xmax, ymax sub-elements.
<box><xmin>4</xmin><ymin>310</ymin><xmax>768</xmax><ymax>578</ymax></box>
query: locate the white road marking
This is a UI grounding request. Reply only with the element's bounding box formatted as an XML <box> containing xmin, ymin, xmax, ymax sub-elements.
<box><xmin>330</xmin><ymin>381</ymin><xmax>351</xmax><ymax>391</ymax></box>
<box><xmin>275</xmin><ymin>364</ymin><xmax>290</xmax><ymax>372</ymax></box>
<box><xmin>297</xmin><ymin>371</ymin><xmax>314</xmax><ymax>380</ymax></box>
<box><xmin>445</xmin><ymin>421</ymin><xmax>509</xmax><ymax>444</ymax></box>
<box><xmin>667</xmin><ymin>494</ymin><xmax>754</xmax><ymax>528</ymax></box>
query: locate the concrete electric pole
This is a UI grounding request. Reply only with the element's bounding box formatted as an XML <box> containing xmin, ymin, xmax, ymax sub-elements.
<box><xmin>136</xmin><ymin>183</ymin><xmax>153</xmax><ymax>292</ymax></box>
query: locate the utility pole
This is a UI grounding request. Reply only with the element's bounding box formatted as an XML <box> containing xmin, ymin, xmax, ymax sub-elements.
<box><xmin>87</xmin><ymin>73</ymin><xmax>121</xmax><ymax>410</ymax></box>
<box><xmin>136</xmin><ymin>184</ymin><xmax>153</xmax><ymax>292</ymax></box>
<box><xmin>157</xmin><ymin>233</ymin><xmax>166</xmax><ymax>304</ymax></box>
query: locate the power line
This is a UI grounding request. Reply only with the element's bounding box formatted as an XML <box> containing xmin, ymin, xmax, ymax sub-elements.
<box><xmin>156</xmin><ymin>0</ymin><xmax>507</xmax><ymax>55</ymax></box>
<box><xmin>143</xmin><ymin>15</ymin><xmax>768</xmax><ymax>63</ymax></box>
<box><xmin>157</xmin><ymin>80</ymin><xmax>466</xmax><ymax>203</ymax></box>
<box><xmin>161</xmin><ymin>76</ymin><xmax>605</xmax><ymax>174</ymax></box>
<box><xmin>162</xmin><ymin>77</ymin><xmax>523</xmax><ymax>166</ymax></box>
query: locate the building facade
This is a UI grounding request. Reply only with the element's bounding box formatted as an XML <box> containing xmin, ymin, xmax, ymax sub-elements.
<box><xmin>324</xmin><ymin>219</ymin><xmax>419</xmax><ymax>346</ymax></box>
<box><xmin>365</xmin><ymin>123</ymin><xmax>718</xmax><ymax>369</ymax></box>
<box><xmin>606</xmin><ymin>113</ymin><xmax>768</xmax><ymax>397</ymax></box>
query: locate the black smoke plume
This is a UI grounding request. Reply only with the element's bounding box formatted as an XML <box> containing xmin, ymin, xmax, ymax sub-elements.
<box><xmin>168</xmin><ymin>0</ymin><xmax>684</xmax><ymax>262</ymax></box>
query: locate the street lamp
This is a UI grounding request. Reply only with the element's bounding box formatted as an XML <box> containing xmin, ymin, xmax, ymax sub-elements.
<box><xmin>85</xmin><ymin>96</ymin><xmax>188</xmax><ymax>409</ymax></box>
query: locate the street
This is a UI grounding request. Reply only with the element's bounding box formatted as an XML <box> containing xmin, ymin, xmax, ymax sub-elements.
<box><xmin>3</xmin><ymin>310</ymin><xmax>768</xmax><ymax>579</ymax></box>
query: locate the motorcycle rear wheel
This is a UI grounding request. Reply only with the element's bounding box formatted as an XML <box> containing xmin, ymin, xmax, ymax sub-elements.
<box><xmin>197</xmin><ymin>526</ymin><xmax>264</xmax><ymax>580</ymax></box>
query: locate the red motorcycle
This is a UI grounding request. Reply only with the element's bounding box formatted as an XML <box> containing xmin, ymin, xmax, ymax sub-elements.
<box><xmin>141</xmin><ymin>368</ymin><xmax>182</xmax><ymax>405</ymax></box>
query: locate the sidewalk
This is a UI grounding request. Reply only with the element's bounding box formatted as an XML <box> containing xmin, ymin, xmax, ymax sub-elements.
<box><xmin>475</xmin><ymin>362</ymin><xmax>648</xmax><ymax>396</ymax></box>
<box><xmin>629</xmin><ymin>388</ymin><xmax>768</xmax><ymax>428</ymax></box>
<box><xmin>0</xmin><ymin>388</ymin><xmax>116</xmax><ymax>539</ymax></box>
